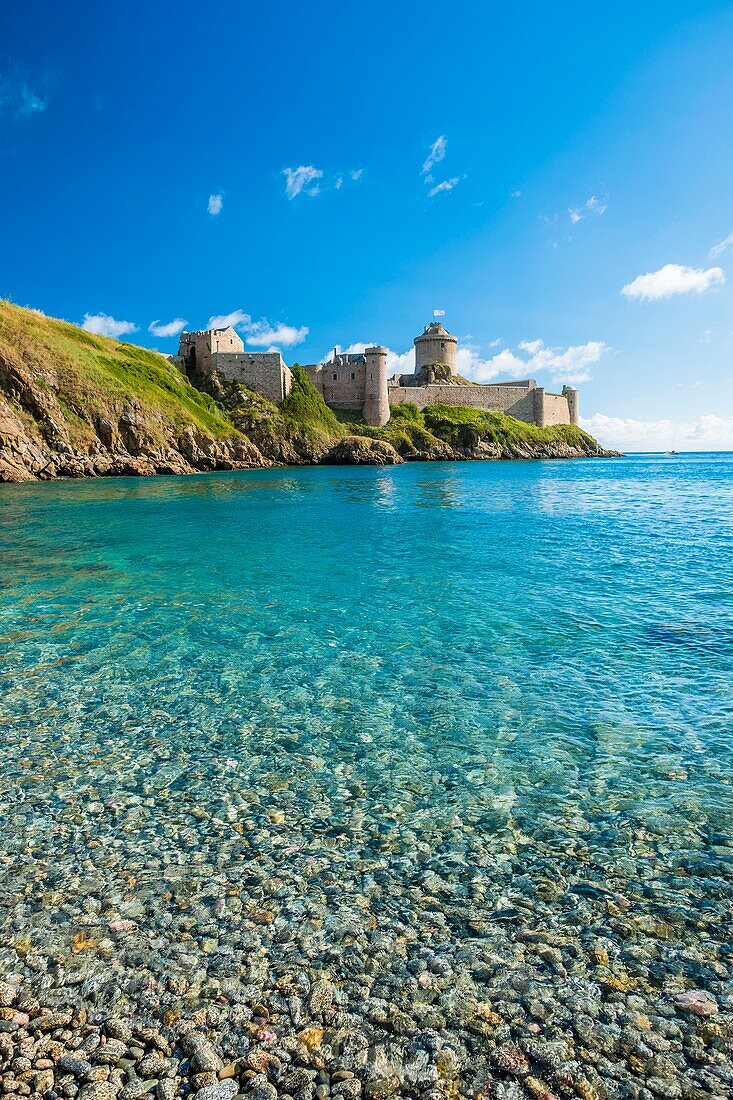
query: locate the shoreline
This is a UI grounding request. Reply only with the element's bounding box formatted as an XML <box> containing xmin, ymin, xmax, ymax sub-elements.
<box><xmin>0</xmin><ymin>445</ymin><xmax>621</xmax><ymax>486</ymax></box>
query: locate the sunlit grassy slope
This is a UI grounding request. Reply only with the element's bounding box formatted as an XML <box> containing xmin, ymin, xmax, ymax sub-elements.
<box><xmin>0</xmin><ymin>300</ymin><xmax>234</xmax><ymax>442</ymax></box>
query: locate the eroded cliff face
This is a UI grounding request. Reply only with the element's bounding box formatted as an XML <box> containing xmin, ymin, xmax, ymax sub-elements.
<box><xmin>0</xmin><ymin>354</ymin><xmax>266</xmax><ymax>482</ymax></box>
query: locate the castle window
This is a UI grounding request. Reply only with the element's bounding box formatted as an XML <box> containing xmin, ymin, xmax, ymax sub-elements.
<box><xmin>333</xmin><ymin>373</ymin><xmax>338</xmax><ymax>380</ymax></box>
<box><xmin>351</xmin><ymin>372</ymin><xmax>356</xmax><ymax>380</ymax></box>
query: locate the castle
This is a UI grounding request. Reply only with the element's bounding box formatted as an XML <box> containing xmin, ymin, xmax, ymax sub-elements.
<box><xmin>177</xmin><ymin>321</ymin><xmax>579</xmax><ymax>428</ymax></box>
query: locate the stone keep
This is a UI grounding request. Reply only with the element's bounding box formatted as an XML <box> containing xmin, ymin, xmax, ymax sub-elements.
<box><xmin>414</xmin><ymin>322</ymin><xmax>458</xmax><ymax>376</ymax></box>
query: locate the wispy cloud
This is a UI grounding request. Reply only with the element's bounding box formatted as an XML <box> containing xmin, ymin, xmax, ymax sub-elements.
<box><xmin>283</xmin><ymin>166</ymin><xmax>323</xmax><ymax>199</ymax></box>
<box><xmin>422</xmin><ymin>135</ymin><xmax>447</xmax><ymax>176</ymax></box>
<box><xmin>207</xmin><ymin>193</ymin><xmax>223</xmax><ymax>215</ymax></box>
<box><xmin>206</xmin><ymin>310</ymin><xmax>308</xmax><ymax>347</ymax></box>
<box><xmin>581</xmin><ymin>413</ymin><xmax>733</xmax><ymax>453</ymax></box>
<box><xmin>148</xmin><ymin>318</ymin><xmax>187</xmax><ymax>339</ymax></box>
<box><xmin>82</xmin><ymin>313</ymin><xmax>138</xmax><ymax>338</ymax></box>
<box><xmin>428</xmin><ymin>175</ymin><xmax>466</xmax><ymax>199</ymax></box>
<box><xmin>568</xmin><ymin>195</ymin><xmax>607</xmax><ymax>224</ymax></box>
<box><xmin>710</xmin><ymin>231</ymin><xmax>733</xmax><ymax>259</ymax></box>
<box><xmin>351</xmin><ymin>168</ymin><xmax>364</xmax><ymax>182</ymax></box>
<box><xmin>621</xmin><ymin>263</ymin><xmax>725</xmax><ymax>301</ymax></box>
<box><xmin>0</xmin><ymin>70</ymin><xmax>49</xmax><ymax>120</ymax></box>
<box><xmin>421</xmin><ymin>136</ymin><xmax>465</xmax><ymax>198</ymax></box>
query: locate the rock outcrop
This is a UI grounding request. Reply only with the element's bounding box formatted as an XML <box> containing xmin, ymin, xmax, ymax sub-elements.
<box><xmin>321</xmin><ymin>436</ymin><xmax>403</xmax><ymax>466</ymax></box>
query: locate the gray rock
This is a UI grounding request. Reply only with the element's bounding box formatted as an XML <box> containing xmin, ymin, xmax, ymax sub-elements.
<box><xmin>191</xmin><ymin>1045</ymin><xmax>222</xmax><ymax>1074</ymax></box>
<box><xmin>94</xmin><ymin>1042</ymin><xmax>128</xmax><ymax>1067</ymax></box>
<box><xmin>77</xmin><ymin>1085</ymin><xmax>117</xmax><ymax>1100</ymax></box>
<box><xmin>192</xmin><ymin>1084</ymin><xmax>237</xmax><ymax>1100</ymax></box>
<box><xmin>248</xmin><ymin>1086</ymin><xmax>278</xmax><ymax>1100</ymax></box>
<box><xmin>57</xmin><ymin>1060</ymin><xmax>93</xmax><ymax>1080</ymax></box>
<box><xmin>672</xmin><ymin>991</ymin><xmax>718</xmax><ymax>1017</ymax></box>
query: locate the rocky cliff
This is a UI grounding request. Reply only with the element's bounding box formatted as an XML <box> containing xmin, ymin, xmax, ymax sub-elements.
<box><xmin>0</xmin><ymin>302</ymin><xmax>615</xmax><ymax>483</ymax></box>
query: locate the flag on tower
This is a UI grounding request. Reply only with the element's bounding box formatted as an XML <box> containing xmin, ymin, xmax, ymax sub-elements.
<box><xmin>433</xmin><ymin>308</ymin><xmax>445</xmax><ymax>317</ymax></box>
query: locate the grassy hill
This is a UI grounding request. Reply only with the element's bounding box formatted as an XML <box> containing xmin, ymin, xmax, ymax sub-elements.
<box><xmin>0</xmin><ymin>301</ymin><xmax>611</xmax><ymax>482</ymax></box>
<box><xmin>0</xmin><ymin>300</ymin><xmax>233</xmax><ymax>441</ymax></box>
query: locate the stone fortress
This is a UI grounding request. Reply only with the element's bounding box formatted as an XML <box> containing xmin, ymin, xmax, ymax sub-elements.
<box><xmin>177</xmin><ymin>320</ymin><xmax>579</xmax><ymax>428</ymax></box>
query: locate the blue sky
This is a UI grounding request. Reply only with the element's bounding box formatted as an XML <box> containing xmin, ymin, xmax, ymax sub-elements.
<box><xmin>2</xmin><ymin>0</ymin><xmax>733</xmax><ymax>449</ymax></box>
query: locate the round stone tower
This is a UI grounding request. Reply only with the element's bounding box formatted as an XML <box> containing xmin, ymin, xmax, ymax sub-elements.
<box><xmin>362</xmin><ymin>346</ymin><xmax>390</xmax><ymax>426</ymax></box>
<box><xmin>562</xmin><ymin>385</ymin><xmax>579</xmax><ymax>426</ymax></box>
<box><xmin>414</xmin><ymin>321</ymin><xmax>458</xmax><ymax>376</ymax></box>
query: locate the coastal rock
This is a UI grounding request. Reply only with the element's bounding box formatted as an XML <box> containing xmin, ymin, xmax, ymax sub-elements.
<box><xmin>321</xmin><ymin>436</ymin><xmax>403</xmax><ymax>466</ymax></box>
<box><xmin>673</xmin><ymin>990</ymin><xmax>718</xmax><ymax>1017</ymax></box>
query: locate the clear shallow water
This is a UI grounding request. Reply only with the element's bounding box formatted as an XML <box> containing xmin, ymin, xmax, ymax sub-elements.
<box><xmin>1</xmin><ymin>455</ymin><xmax>732</xmax><ymax>1096</ymax></box>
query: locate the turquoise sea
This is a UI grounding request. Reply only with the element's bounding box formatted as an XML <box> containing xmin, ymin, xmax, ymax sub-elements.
<box><xmin>1</xmin><ymin>455</ymin><xmax>732</xmax><ymax>1096</ymax></box>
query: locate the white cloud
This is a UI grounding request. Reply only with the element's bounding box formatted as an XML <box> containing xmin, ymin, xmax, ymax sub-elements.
<box><xmin>568</xmin><ymin>195</ymin><xmax>607</xmax><ymax>224</ymax></box>
<box><xmin>581</xmin><ymin>413</ymin><xmax>733</xmax><ymax>452</ymax></box>
<box><xmin>207</xmin><ymin>309</ymin><xmax>250</xmax><ymax>330</ymax></box>
<box><xmin>207</xmin><ymin>193</ymin><xmax>223</xmax><ymax>215</ymax></box>
<box><xmin>710</xmin><ymin>231</ymin><xmax>733</xmax><ymax>259</ymax></box>
<box><xmin>518</xmin><ymin>338</ymin><xmax>543</xmax><ymax>355</ymax></box>
<box><xmin>351</xmin><ymin>168</ymin><xmax>364</xmax><ymax>181</ymax></box>
<box><xmin>335</xmin><ymin>176</ymin><xmax>343</xmax><ymax>190</ymax></box>
<box><xmin>283</xmin><ymin>166</ymin><xmax>323</xmax><ymax>199</ymax></box>
<box><xmin>621</xmin><ymin>263</ymin><xmax>725</xmax><ymax>301</ymax></box>
<box><xmin>247</xmin><ymin>322</ymin><xmax>309</xmax><ymax>348</ymax></box>
<box><xmin>206</xmin><ymin>310</ymin><xmax>308</xmax><ymax>347</ymax></box>
<box><xmin>428</xmin><ymin>175</ymin><xmax>465</xmax><ymax>199</ymax></box>
<box><xmin>148</xmin><ymin>318</ymin><xmax>187</xmax><ymax>339</ymax></box>
<box><xmin>422</xmin><ymin>135</ymin><xmax>446</xmax><ymax>176</ymax></box>
<box><xmin>82</xmin><ymin>313</ymin><xmax>138</xmax><ymax>338</ymax></box>
<box><xmin>700</xmin><ymin>330</ymin><xmax>711</xmax><ymax>344</ymax></box>
<box><xmin>459</xmin><ymin>338</ymin><xmax>609</xmax><ymax>385</ymax></box>
<box><xmin>511</xmin><ymin>190</ymin><xmax>522</xmax><ymax>198</ymax></box>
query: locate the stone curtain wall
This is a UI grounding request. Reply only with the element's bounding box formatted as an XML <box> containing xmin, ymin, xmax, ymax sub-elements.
<box><xmin>389</xmin><ymin>384</ymin><xmax>545</xmax><ymax>423</ymax></box>
<box><xmin>213</xmin><ymin>353</ymin><xmax>291</xmax><ymax>403</ymax></box>
<box><xmin>540</xmin><ymin>392</ymin><xmax>573</xmax><ymax>426</ymax></box>
<box><xmin>307</xmin><ymin>364</ymin><xmax>367</xmax><ymax>411</ymax></box>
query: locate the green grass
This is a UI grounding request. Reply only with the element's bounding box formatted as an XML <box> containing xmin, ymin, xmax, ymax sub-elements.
<box><xmin>336</xmin><ymin>401</ymin><xmax>597</xmax><ymax>455</ymax></box>
<box><xmin>422</xmin><ymin>403</ymin><xmax>595</xmax><ymax>449</ymax></box>
<box><xmin>0</xmin><ymin>300</ymin><xmax>235</xmax><ymax>443</ymax></box>
<box><xmin>280</xmin><ymin>365</ymin><xmax>343</xmax><ymax>439</ymax></box>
